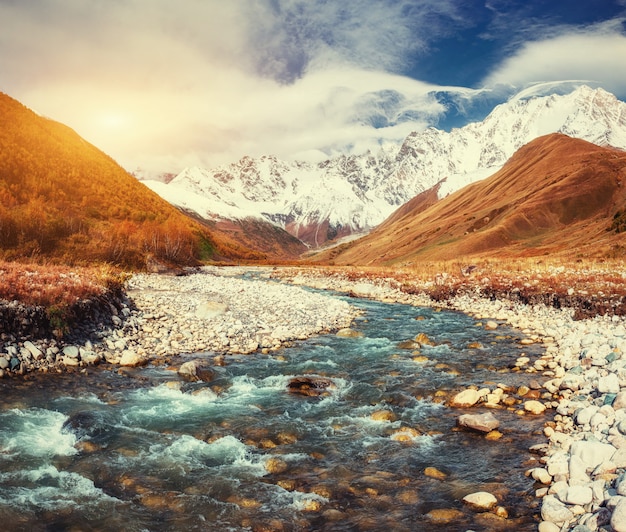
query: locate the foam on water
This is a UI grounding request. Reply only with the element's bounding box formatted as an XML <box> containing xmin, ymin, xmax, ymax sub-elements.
<box><xmin>145</xmin><ymin>434</ymin><xmax>267</xmax><ymax>476</ymax></box>
<box><xmin>0</xmin><ymin>465</ymin><xmax>117</xmax><ymax>510</ymax></box>
<box><xmin>0</xmin><ymin>408</ymin><xmax>77</xmax><ymax>459</ymax></box>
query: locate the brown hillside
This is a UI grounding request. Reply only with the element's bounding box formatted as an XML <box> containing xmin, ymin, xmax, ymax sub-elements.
<box><xmin>0</xmin><ymin>92</ymin><xmax>301</xmax><ymax>267</ymax></box>
<box><xmin>316</xmin><ymin>134</ymin><xmax>626</xmax><ymax>266</ymax></box>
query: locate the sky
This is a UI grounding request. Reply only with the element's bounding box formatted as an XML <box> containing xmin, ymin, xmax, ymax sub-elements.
<box><xmin>1</xmin><ymin>0</ymin><xmax>626</xmax><ymax>176</ymax></box>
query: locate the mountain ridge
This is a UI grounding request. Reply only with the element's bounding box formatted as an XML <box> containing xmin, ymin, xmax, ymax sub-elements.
<box><xmin>313</xmin><ymin>133</ymin><xmax>626</xmax><ymax>265</ymax></box>
<box><xmin>145</xmin><ymin>86</ymin><xmax>626</xmax><ymax>247</ymax></box>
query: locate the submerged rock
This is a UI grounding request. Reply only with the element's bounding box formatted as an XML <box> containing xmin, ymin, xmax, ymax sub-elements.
<box><xmin>287</xmin><ymin>376</ymin><xmax>335</xmax><ymax>397</ymax></box>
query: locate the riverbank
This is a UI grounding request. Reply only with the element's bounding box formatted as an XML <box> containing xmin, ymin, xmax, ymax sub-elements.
<box><xmin>0</xmin><ymin>266</ymin><xmax>358</xmax><ymax>377</ymax></box>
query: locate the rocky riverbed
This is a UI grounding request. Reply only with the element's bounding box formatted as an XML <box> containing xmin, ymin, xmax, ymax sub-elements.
<box><xmin>273</xmin><ymin>267</ymin><xmax>626</xmax><ymax>531</ymax></box>
<box><xmin>2</xmin><ymin>264</ymin><xmax>626</xmax><ymax>530</ymax></box>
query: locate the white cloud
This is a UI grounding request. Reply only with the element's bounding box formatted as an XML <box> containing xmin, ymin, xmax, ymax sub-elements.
<box><xmin>0</xmin><ymin>0</ymin><xmax>458</xmax><ymax>174</ymax></box>
<box><xmin>483</xmin><ymin>23</ymin><xmax>626</xmax><ymax>97</ymax></box>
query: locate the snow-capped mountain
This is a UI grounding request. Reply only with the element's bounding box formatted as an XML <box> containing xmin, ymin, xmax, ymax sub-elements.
<box><xmin>145</xmin><ymin>86</ymin><xmax>626</xmax><ymax>247</ymax></box>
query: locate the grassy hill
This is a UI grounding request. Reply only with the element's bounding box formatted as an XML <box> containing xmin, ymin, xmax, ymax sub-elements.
<box><xmin>0</xmin><ymin>92</ymin><xmax>298</xmax><ymax>268</ymax></box>
<box><xmin>313</xmin><ymin>134</ymin><xmax>626</xmax><ymax>266</ymax></box>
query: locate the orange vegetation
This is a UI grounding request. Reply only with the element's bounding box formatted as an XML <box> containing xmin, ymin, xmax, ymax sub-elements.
<box><xmin>0</xmin><ymin>260</ymin><xmax>124</xmax><ymax>308</ymax></box>
<box><xmin>0</xmin><ymin>92</ymin><xmax>303</xmax><ymax>269</ymax></box>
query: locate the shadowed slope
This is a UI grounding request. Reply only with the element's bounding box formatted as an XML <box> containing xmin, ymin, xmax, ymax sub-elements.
<box><xmin>316</xmin><ymin>134</ymin><xmax>626</xmax><ymax>265</ymax></box>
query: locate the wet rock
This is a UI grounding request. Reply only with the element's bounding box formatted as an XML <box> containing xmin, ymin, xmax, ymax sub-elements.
<box><xmin>391</xmin><ymin>427</ymin><xmax>420</xmax><ymax>442</ymax></box>
<box><xmin>425</xmin><ymin>508</ymin><xmax>464</xmax><ymax>524</ymax></box>
<box><xmin>462</xmin><ymin>491</ymin><xmax>497</xmax><ymax>511</ymax></box>
<box><xmin>457</xmin><ymin>412</ymin><xmax>500</xmax><ymax>433</ymax></box>
<box><xmin>397</xmin><ymin>340</ymin><xmax>420</xmax><ymax>349</ymax></box>
<box><xmin>287</xmin><ymin>376</ymin><xmax>335</xmax><ymax>397</ymax></box>
<box><xmin>424</xmin><ymin>467</ymin><xmax>447</xmax><ymax>480</ymax></box>
<box><xmin>61</xmin><ymin>411</ymin><xmax>107</xmax><ymax>440</ymax></box>
<box><xmin>524</xmin><ymin>400</ymin><xmax>547</xmax><ymax>414</ymax></box>
<box><xmin>370</xmin><ymin>410</ymin><xmax>396</xmax><ymax>422</ymax></box>
<box><xmin>449</xmin><ymin>388</ymin><xmax>481</xmax><ymax>408</ymax></box>
<box><xmin>414</xmin><ymin>332</ymin><xmax>436</xmax><ymax>346</ymax></box>
<box><xmin>336</xmin><ymin>328</ymin><xmax>363</xmax><ymax>338</ymax></box>
<box><xmin>265</xmin><ymin>457</ymin><xmax>288</xmax><ymax>474</ymax></box>
<box><xmin>178</xmin><ymin>360</ymin><xmax>215</xmax><ymax>382</ymax></box>
<box><xmin>322</xmin><ymin>509</ymin><xmax>345</xmax><ymax>522</ymax></box>
<box><xmin>527</xmin><ymin>467</ymin><xmax>552</xmax><ymax>485</ymax></box>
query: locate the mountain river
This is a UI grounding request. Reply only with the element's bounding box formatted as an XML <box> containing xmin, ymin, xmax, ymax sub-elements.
<box><xmin>0</xmin><ymin>282</ymin><xmax>548</xmax><ymax>531</ymax></box>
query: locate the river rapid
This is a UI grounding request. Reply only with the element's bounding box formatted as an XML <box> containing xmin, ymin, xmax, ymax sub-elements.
<box><xmin>0</xmin><ymin>276</ymin><xmax>548</xmax><ymax>531</ymax></box>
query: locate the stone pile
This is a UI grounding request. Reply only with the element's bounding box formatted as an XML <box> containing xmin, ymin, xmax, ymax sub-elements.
<box><xmin>0</xmin><ymin>267</ymin><xmax>358</xmax><ymax>376</ymax></box>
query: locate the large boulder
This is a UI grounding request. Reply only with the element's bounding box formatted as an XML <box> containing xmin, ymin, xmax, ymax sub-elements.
<box><xmin>457</xmin><ymin>412</ymin><xmax>500</xmax><ymax>433</ymax></box>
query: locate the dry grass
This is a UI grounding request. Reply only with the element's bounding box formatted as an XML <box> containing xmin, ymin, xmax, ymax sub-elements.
<box><xmin>0</xmin><ymin>260</ymin><xmax>127</xmax><ymax>308</ymax></box>
<box><xmin>291</xmin><ymin>257</ymin><xmax>626</xmax><ymax>318</ymax></box>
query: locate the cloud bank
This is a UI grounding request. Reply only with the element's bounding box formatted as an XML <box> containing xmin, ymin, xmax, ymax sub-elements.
<box><xmin>0</xmin><ymin>1</ymin><xmax>625</xmax><ymax>175</ymax></box>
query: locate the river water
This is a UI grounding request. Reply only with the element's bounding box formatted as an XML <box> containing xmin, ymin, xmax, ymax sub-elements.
<box><xmin>0</xmin><ymin>289</ymin><xmax>548</xmax><ymax>531</ymax></box>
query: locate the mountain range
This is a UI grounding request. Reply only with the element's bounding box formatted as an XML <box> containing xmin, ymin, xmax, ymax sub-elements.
<box><xmin>313</xmin><ymin>133</ymin><xmax>626</xmax><ymax>265</ymax></box>
<box><xmin>144</xmin><ymin>86</ymin><xmax>626</xmax><ymax>247</ymax></box>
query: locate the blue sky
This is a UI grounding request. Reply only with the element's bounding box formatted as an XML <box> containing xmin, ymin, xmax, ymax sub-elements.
<box><xmin>1</xmin><ymin>0</ymin><xmax>625</xmax><ymax>175</ymax></box>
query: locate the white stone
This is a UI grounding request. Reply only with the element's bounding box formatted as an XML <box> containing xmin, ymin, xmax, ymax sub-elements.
<box><xmin>541</xmin><ymin>494</ymin><xmax>574</xmax><ymax>525</ymax></box>
<box><xmin>62</xmin><ymin>345</ymin><xmax>79</xmax><ymax>359</ymax></box>
<box><xmin>563</xmin><ymin>485</ymin><xmax>593</xmax><ymax>506</ymax></box>
<box><xmin>462</xmin><ymin>491</ymin><xmax>497</xmax><ymax>511</ymax></box>
<box><xmin>598</xmin><ymin>374</ymin><xmax>621</xmax><ymax>394</ymax></box>
<box><xmin>612</xmin><ymin>497</ymin><xmax>626</xmax><ymax>532</ymax></box>
<box><xmin>529</xmin><ymin>467</ymin><xmax>552</xmax><ymax>485</ymax></box>
<box><xmin>457</xmin><ymin>412</ymin><xmax>499</xmax><ymax>433</ymax></box>
<box><xmin>570</xmin><ymin>440</ymin><xmax>617</xmax><ymax>471</ymax></box>
<box><xmin>23</xmin><ymin>341</ymin><xmax>43</xmax><ymax>360</ymax></box>
<box><xmin>538</xmin><ymin>521</ymin><xmax>561</xmax><ymax>532</ymax></box>
<box><xmin>119</xmin><ymin>350</ymin><xmax>144</xmax><ymax>367</ymax></box>
<box><xmin>576</xmin><ymin>405</ymin><xmax>599</xmax><ymax>426</ymax></box>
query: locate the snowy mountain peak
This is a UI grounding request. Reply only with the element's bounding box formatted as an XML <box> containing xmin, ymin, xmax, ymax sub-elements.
<box><xmin>145</xmin><ymin>86</ymin><xmax>626</xmax><ymax>247</ymax></box>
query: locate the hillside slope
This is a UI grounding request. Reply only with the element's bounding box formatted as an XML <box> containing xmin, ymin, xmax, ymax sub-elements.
<box><xmin>0</xmin><ymin>92</ymin><xmax>303</xmax><ymax>267</ymax></box>
<box><xmin>315</xmin><ymin>134</ymin><xmax>626</xmax><ymax>265</ymax></box>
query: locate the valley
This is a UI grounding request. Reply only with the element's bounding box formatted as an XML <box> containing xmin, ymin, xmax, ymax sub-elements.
<box><xmin>2</xmin><ymin>84</ymin><xmax>626</xmax><ymax>531</ymax></box>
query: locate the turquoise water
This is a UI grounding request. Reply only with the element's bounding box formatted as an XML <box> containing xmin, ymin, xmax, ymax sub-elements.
<box><xmin>0</xmin><ymin>295</ymin><xmax>546</xmax><ymax>531</ymax></box>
